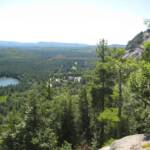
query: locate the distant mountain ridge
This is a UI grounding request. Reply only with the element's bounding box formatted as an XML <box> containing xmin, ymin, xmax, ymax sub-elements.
<box><xmin>0</xmin><ymin>41</ymin><xmax>125</xmax><ymax>49</ymax></box>
<box><xmin>0</xmin><ymin>41</ymin><xmax>90</xmax><ymax>48</ymax></box>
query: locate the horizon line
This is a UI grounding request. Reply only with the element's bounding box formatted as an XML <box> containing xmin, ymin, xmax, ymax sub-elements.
<box><xmin>0</xmin><ymin>40</ymin><xmax>127</xmax><ymax>46</ymax></box>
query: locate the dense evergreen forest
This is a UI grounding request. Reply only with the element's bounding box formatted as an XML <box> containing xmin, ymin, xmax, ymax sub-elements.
<box><xmin>0</xmin><ymin>37</ymin><xmax>150</xmax><ymax>150</ymax></box>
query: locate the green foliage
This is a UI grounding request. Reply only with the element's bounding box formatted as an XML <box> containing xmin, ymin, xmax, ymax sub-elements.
<box><xmin>143</xmin><ymin>41</ymin><xmax>150</xmax><ymax>61</ymax></box>
<box><xmin>78</xmin><ymin>87</ymin><xmax>91</xmax><ymax>142</ymax></box>
<box><xmin>144</xmin><ymin>41</ymin><xmax>150</xmax><ymax>48</ymax></box>
<box><xmin>60</xmin><ymin>141</ymin><xmax>72</xmax><ymax>150</ymax></box>
<box><xmin>0</xmin><ymin>47</ymin><xmax>94</xmax><ymax>81</ymax></box>
<box><xmin>91</xmin><ymin>137</ymin><xmax>99</xmax><ymax>150</ymax></box>
<box><xmin>0</xmin><ymin>96</ymin><xmax>7</xmax><ymax>104</ymax></box>
<box><xmin>0</xmin><ymin>38</ymin><xmax>150</xmax><ymax>149</ymax></box>
<box><xmin>59</xmin><ymin>96</ymin><xmax>77</xmax><ymax>146</ymax></box>
<box><xmin>103</xmin><ymin>138</ymin><xmax>115</xmax><ymax>147</ymax></box>
<box><xmin>128</xmin><ymin>61</ymin><xmax>150</xmax><ymax>133</ymax></box>
<box><xmin>98</xmin><ymin>108</ymin><xmax>120</xmax><ymax>123</ymax></box>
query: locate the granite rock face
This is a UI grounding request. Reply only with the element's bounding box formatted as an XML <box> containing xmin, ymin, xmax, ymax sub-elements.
<box><xmin>124</xmin><ymin>29</ymin><xmax>150</xmax><ymax>58</ymax></box>
<box><xmin>100</xmin><ymin>146</ymin><xmax>110</xmax><ymax>150</ymax></box>
<box><xmin>99</xmin><ymin>134</ymin><xmax>150</xmax><ymax>150</ymax></box>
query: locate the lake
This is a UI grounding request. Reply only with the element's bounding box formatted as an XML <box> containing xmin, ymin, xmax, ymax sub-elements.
<box><xmin>0</xmin><ymin>77</ymin><xmax>19</xmax><ymax>87</ymax></box>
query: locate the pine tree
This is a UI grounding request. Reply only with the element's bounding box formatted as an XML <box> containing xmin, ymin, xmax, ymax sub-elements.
<box><xmin>79</xmin><ymin>87</ymin><xmax>91</xmax><ymax>143</ymax></box>
<box><xmin>60</xmin><ymin>95</ymin><xmax>76</xmax><ymax>146</ymax></box>
<box><xmin>91</xmin><ymin>39</ymin><xmax>115</xmax><ymax>147</ymax></box>
<box><xmin>1</xmin><ymin>93</ymin><xmax>57</xmax><ymax>150</ymax></box>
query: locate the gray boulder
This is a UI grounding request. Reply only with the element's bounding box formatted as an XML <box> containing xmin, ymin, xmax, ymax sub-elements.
<box><xmin>99</xmin><ymin>134</ymin><xmax>150</xmax><ymax>150</ymax></box>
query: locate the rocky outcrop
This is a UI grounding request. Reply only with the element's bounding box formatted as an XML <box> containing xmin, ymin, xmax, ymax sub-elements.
<box><xmin>100</xmin><ymin>146</ymin><xmax>110</xmax><ymax>150</ymax></box>
<box><xmin>99</xmin><ymin>134</ymin><xmax>150</xmax><ymax>150</ymax></box>
<box><xmin>124</xmin><ymin>29</ymin><xmax>150</xmax><ymax>58</ymax></box>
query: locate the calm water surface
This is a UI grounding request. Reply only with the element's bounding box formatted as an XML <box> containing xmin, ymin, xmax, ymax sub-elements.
<box><xmin>0</xmin><ymin>77</ymin><xmax>19</xmax><ymax>87</ymax></box>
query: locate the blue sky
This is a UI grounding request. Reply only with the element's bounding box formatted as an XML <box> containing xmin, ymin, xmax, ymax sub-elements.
<box><xmin>0</xmin><ymin>0</ymin><xmax>149</xmax><ymax>44</ymax></box>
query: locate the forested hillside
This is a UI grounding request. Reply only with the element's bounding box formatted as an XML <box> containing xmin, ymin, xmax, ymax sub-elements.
<box><xmin>0</xmin><ymin>32</ymin><xmax>150</xmax><ymax>150</ymax></box>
